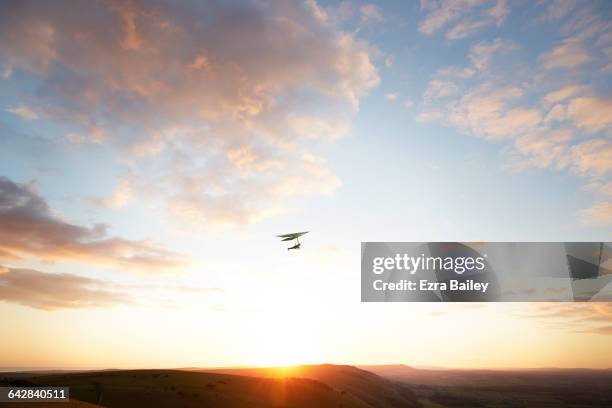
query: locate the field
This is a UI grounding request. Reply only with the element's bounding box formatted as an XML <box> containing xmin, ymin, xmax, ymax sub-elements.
<box><xmin>361</xmin><ymin>365</ymin><xmax>612</xmax><ymax>408</ymax></box>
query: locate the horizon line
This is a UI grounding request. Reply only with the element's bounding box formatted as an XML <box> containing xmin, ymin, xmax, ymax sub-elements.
<box><xmin>2</xmin><ymin>363</ymin><xmax>611</xmax><ymax>373</ymax></box>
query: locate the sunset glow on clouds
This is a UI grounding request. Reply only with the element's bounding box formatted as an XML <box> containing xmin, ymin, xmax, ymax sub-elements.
<box><xmin>416</xmin><ymin>3</ymin><xmax>612</xmax><ymax>222</ymax></box>
<box><xmin>0</xmin><ymin>0</ymin><xmax>610</xmax><ymax>369</ymax></box>
<box><xmin>0</xmin><ymin>0</ymin><xmax>379</xmax><ymax>226</ymax></box>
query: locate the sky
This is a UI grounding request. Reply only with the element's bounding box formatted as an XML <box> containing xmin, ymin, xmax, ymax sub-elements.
<box><xmin>0</xmin><ymin>0</ymin><xmax>611</xmax><ymax>370</ymax></box>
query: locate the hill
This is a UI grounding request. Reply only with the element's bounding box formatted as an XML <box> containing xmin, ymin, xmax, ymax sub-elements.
<box><xmin>360</xmin><ymin>365</ymin><xmax>612</xmax><ymax>407</ymax></box>
<box><xmin>359</xmin><ymin>364</ymin><xmax>612</xmax><ymax>387</ymax></box>
<box><xmin>201</xmin><ymin>364</ymin><xmax>420</xmax><ymax>407</ymax></box>
<box><xmin>358</xmin><ymin>365</ymin><xmax>418</xmax><ymax>378</ymax></box>
<box><xmin>0</xmin><ymin>366</ymin><xmax>420</xmax><ymax>408</ymax></box>
<box><xmin>1</xmin><ymin>402</ymin><xmax>100</xmax><ymax>408</ymax></box>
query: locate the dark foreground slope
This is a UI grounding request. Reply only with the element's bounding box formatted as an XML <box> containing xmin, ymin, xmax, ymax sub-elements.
<box><xmin>203</xmin><ymin>364</ymin><xmax>420</xmax><ymax>408</ymax></box>
<box><xmin>0</xmin><ymin>366</ymin><xmax>420</xmax><ymax>408</ymax></box>
<box><xmin>360</xmin><ymin>365</ymin><xmax>612</xmax><ymax>408</ymax></box>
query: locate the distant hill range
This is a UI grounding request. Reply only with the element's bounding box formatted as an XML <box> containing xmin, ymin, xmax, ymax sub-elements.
<box><xmin>359</xmin><ymin>364</ymin><xmax>612</xmax><ymax>407</ymax></box>
<box><xmin>359</xmin><ymin>364</ymin><xmax>612</xmax><ymax>387</ymax></box>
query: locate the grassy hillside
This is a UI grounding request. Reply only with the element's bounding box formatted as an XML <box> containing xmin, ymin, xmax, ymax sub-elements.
<box><xmin>202</xmin><ymin>364</ymin><xmax>420</xmax><ymax>408</ymax></box>
<box><xmin>4</xmin><ymin>365</ymin><xmax>611</xmax><ymax>407</ymax></box>
<box><xmin>0</xmin><ymin>366</ymin><xmax>420</xmax><ymax>408</ymax></box>
<box><xmin>1</xmin><ymin>402</ymin><xmax>100</xmax><ymax>408</ymax></box>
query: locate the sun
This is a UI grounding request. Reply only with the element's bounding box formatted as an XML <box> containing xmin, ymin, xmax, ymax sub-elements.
<box><xmin>247</xmin><ymin>318</ymin><xmax>320</xmax><ymax>367</ymax></box>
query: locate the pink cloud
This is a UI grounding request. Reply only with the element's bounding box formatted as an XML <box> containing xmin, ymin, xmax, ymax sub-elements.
<box><xmin>0</xmin><ymin>0</ymin><xmax>379</xmax><ymax>227</ymax></box>
<box><xmin>579</xmin><ymin>202</ymin><xmax>612</xmax><ymax>227</ymax></box>
<box><xmin>567</xmin><ymin>96</ymin><xmax>612</xmax><ymax>133</ymax></box>
<box><xmin>0</xmin><ymin>177</ymin><xmax>187</xmax><ymax>273</ymax></box>
<box><xmin>419</xmin><ymin>0</ymin><xmax>510</xmax><ymax>40</ymax></box>
<box><xmin>0</xmin><ymin>266</ymin><xmax>131</xmax><ymax>311</ymax></box>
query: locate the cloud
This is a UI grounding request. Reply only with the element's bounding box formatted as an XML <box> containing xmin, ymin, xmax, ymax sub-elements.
<box><xmin>469</xmin><ymin>38</ymin><xmax>517</xmax><ymax>72</ymax></box>
<box><xmin>423</xmin><ymin>79</ymin><xmax>460</xmax><ymax>101</ymax></box>
<box><xmin>584</xmin><ymin>180</ymin><xmax>612</xmax><ymax>198</ymax></box>
<box><xmin>487</xmin><ymin>0</ymin><xmax>509</xmax><ymax>26</ymax></box>
<box><xmin>114</xmin><ymin>1</ymin><xmax>142</xmax><ymax>51</ymax></box>
<box><xmin>539</xmin><ymin>0</ymin><xmax>577</xmax><ymax>21</ymax></box>
<box><xmin>513</xmin><ymin>129</ymin><xmax>572</xmax><ymax>170</ymax></box>
<box><xmin>89</xmin><ymin>178</ymin><xmax>133</xmax><ymax>209</ymax></box>
<box><xmin>435</xmin><ymin>66</ymin><xmax>476</xmax><ymax>79</ymax></box>
<box><xmin>144</xmin><ymin>145</ymin><xmax>343</xmax><ymax>226</ymax></box>
<box><xmin>419</xmin><ymin>0</ymin><xmax>510</xmax><ymax>40</ymax></box>
<box><xmin>579</xmin><ymin>202</ymin><xmax>612</xmax><ymax>227</ymax></box>
<box><xmin>567</xmin><ymin>96</ymin><xmax>612</xmax><ymax>133</ymax></box>
<box><xmin>522</xmin><ymin>303</ymin><xmax>612</xmax><ymax>335</ymax></box>
<box><xmin>418</xmin><ymin>0</ymin><xmax>470</xmax><ymax>35</ymax></box>
<box><xmin>540</xmin><ymin>39</ymin><xmax>592</xmax><ymax>70</ymax></box>
<box><xmin>416</xmin><ymin>110</ymin><xmax>444</xmax><ymax>123</ymax></box>
<box><xmin>0</xmin><ymin>266</ymin><xmax>131</xmax><ymax>311</ymax></box>
<box><xmin>417</xmin><ymin>7</ymin><xmax>611</xmax><ymax>226</ymax></box>
<box><xmin>0</xmin><ymin>0</ymin><xmax>379</xmax><ymax>227</ymax></box>
<box><xmin>0</xmin><ymin>176</ymin><xmax>186</xmax><ymax>273</ymax></box>
<box><xmin>435</xmin><ymin>83</ymin><xmax>542</xmax><ymax>140</ymax></box>
<box><xmin>446</xmin><ymin>19</ymin><xmax>490</xmax><ymax>40</ymax></box>
<box><xmin>7</xmin><ymin>105</ymin><xmax>38</xmax><ymax>120</ymax></box>
<box><xmin>543</xmin><ymin>85</ymin><xmax>586</xmax><ymax>105</ymax></box>
<box><xmin>543</xmin><ymin>104</ymin><xmax>567</xmax><ymax>124</ymax></box>
<box><xmin>585</xmin><ymin>325</ymin><xmax>612</xmax><ymax>335</ymax></box>
<box><xmin>385</xmin><ymin>93</ymin><xmax>398</xmax><ymax>101</ymax></box>
<box><xmin>360</xmin><ymin>4</ymin><xmax>384</xmax><ymax>23</ymax></box>
<box><xmin>568</xmin><ymin>139</ymin><xmax>612</xmax><ymax>178</ymax></box>
<box><xmin>161</xmin><ymin>153</ymin><xmax>345</xmax><ymax>224</ymax></box>
<box><xmin>509</xmin><ymin>133</ymin><xmax>611</xmax><ymax>223</ymax></box>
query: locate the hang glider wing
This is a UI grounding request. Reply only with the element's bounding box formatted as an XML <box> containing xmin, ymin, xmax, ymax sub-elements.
<box><xmin>277</xmin><ymin>231</ymin><xmax>309</xmax><ymax>240</ymax></box>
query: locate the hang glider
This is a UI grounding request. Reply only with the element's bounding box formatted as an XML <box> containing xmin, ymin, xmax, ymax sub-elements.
<box><xmin>277</xmin><ymin>231</ymin><xmax>308</xmax><ymax>250</ymax></box>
